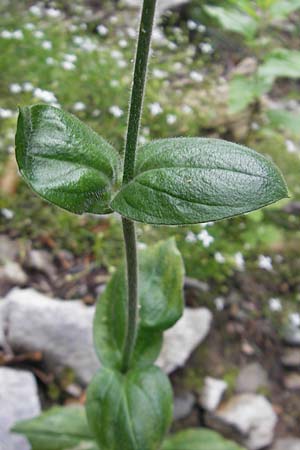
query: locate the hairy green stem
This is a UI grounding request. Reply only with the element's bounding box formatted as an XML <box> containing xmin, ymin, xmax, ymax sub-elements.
<box><xmin>121</xmin><ymin>0</ymin><xmax>157</xmax><ymax>373</ymax></box>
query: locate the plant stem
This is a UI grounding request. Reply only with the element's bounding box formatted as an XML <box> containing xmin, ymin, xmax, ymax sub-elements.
<box><xmin>121</xmin><ymin>0</ymin><xmax>157</xmax><ymax>373</ymax></box>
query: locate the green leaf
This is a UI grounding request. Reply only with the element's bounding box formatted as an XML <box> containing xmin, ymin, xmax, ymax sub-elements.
<box><xmin>15</xmin><ymin>104</ymin><xmax>120</xmax><ymax>214</ymax></box>
<box><xmin>162</xmin><ymin>429</ymin><xmax>245</xmax><ymax>450</ymax></box>
<box><xmin>258</xmin><ymin>49</ymin><xmax>300</xmax><ymax>81</ymax></box>
<box><xmin>139</xmin><ymin>238</ymin><xmax>184</xmax><ymax>330</ymax></box>
<box><xmin>94</xmin><ymin>239</ymin><xmax>184</xmax><ymax>369</ymax></box>
<box><xmin>12</xmin><ymin>406</ymin><xmax>98</xmax><ymax>450</ymax></box>
<box><xmin>203</xmin><ymin>5</ymin><xmax>257</xmax><ymax>40</ymax></box>
<box><xmin>229</xmin><ymin>75</ymin><xmax>272</xmax><ymax>114</ymax></box>
<box><xmin>86</xmin><ymin>366</ymin><xmax>173</xmax><ymax>450</ymax></box>
<box><xmin>267</xmin><ymin>109</ymin><xmax>300</xmax><ymax>137</ymax></box>
<box><xmin>111</xmin><ymin>138</ymin><xmax>288</xmax><ymax>225</ymax></box>
<box><xmin>269</xmin><ymin>0</ymin><xmax>300</xmax><ymax>19</ymax></box>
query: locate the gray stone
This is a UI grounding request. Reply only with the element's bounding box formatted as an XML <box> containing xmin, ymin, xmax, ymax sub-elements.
<box><xmin>173</xmin><ymin>392</ymin><xmax>195</xmax><ymax>421</ymax></box>
<box><xmin>206</xmin><ymin>394</ymin><xmax>277</xmax><ymax>450</ymax></box>
<box><xmin>200</xmin><ymin>377</ymin><xmax>227</xmax><ymax>412</ymax></box>
<box><xmin>0</xmin><ymin>300</ymin><xmax>7</xmax><ymax>347</ymax></box>
<box><xmin>0</xmin><ymin>367</ymin><xmax>41</xmax><ymax>450</ymax></box>
<box><xmin>156</xmin><ymin>307</ymin><xmax>212</xmax><ymax>373</ymax></box>
<box><xmin>283</xmin><ymin>325</ymin><xmax>300</xmax><ymax>346</ymax></box>
<box><xmin>281</xmin><ymin>348</ymin><xmax>300</xmax><ymax>368</ymax></box>
<box><xmin>0</xmin><ymin>261</ymin><xmax>28</xmax><ymax>286</ymax></box>
<box><xmin>272</xmin><ymin>438</ymin><xmax>300</xmax><ymax>450</ymax></box>
<box><xmin>0</xmin><ymin>235</ymin><xmax>19</xmax><ymax>263</ymax></box>
<box><xmin>235</xmin><ymin>363</ymin><xmax>269</xmax><ymax>394</ymax></box>
<box><xmin>5</xmin><ymin>288</ymin><xmax>100</xmax><ymax>385</ymax></box>
<box><xmin>26</xmin><ymin>249</ymin><xmax>56</xmax><ymax>280</ymax></box>
<box><xmin>283</xmin><ymin>373</ymin><xmax>300</xmax><ymax>390</ymax></box>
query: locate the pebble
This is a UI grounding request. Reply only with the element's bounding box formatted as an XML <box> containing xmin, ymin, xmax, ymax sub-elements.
<box><xmin>235</xmin><ymin>363</ymin><xmax>269</xmax><ymax>394</ymax></box>
<box><xmin>0</xmin><ymin>367</ymin><xmax>41</xmax><ymax>450</ymax></box>
<box><xmin>200</xmin><ymin>377</ymin><xmax>227</xmax><ymax>412</ymax></box>
<box><xmin>272</xmin><ymin>438</ymin><xmax>300</xmax><ymax>450</ymax></box>
<box><xmin>283</xmin><ymin>373</ymin><xmax>300</xmax><ymax>390</ymax></box>
<box><xmin>281</xmin><ymin>348</ymin><xmax>300</xmax><ymax>368</ymax></box>
<box><xmin>206</xmin><ymin>394</ymin><xmax>277</xmax><ymax>450</ymax></box>
<box><xmin>173</xmin><ymin>392</ymin><xmax>195</xmax><ymax>421</ymax></box>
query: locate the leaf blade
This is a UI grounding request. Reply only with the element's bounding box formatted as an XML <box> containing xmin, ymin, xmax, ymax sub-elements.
<box><xmin>86</xmin><ymin>366</ymin><xmax>173</xmax><ymax>450</ymax></box>
<box><xmin>15</xmin><ymin>104</ymin><xmax>121</xmax><ymax>214</ymax></box>
<box><xmin>162</xmin><ymin>428</ymin><xmax>246</xmax><ymax>450</ymax></box>
<box><xmin>111</xmin><ymin>138</ymin><xmax>288</xmax><ymax>225</ymax></box>
<box><xmin>12</xmin><ymin>406</ymin><xmax>98</xmax><ymax>450</ymax></box>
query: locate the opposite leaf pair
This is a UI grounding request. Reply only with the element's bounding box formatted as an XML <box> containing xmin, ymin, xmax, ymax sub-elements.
<box><xmin>86</xmin><ymin>239</ymin><xmax>183</xmax><ymax>449</ymax></box>
<box><xmin>16</xmin><ymin>105</ymin><xmax>288</xmax><ymax>225</ymax></box>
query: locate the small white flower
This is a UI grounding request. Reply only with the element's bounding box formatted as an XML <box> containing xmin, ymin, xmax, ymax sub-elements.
<box><xmin>0</xmin><ymin>108</ymin><xmax>14</xmax><ymax>119</ymax></box>
<box><xmin>187</xmin><ymin>20</ymin><xmax>197</xmax><ymax>30</ymax></box>
<box><xmin>64</xmin><ymin>54</ymin><xmax>77</xmax><ymax>63</ymax></box>
<box><xmin>197</xmin><ymin>229</ymin><xmax>214</xmax><ymax>248</ymax></box>
<box><xmin>182</xmin><ymin>104</ymin><xmax>192</xmax><ymax>114</ymax></box>
<box><xmin>46</xmin><ymin>8</ymin><xmax>61</xmax><ymax>18</ymax></box>
<box><xmin>34</xmin><ymin>88</ymin><xmax>57</xmax><ymax>103</ymax></box>
<box><xmin>137</xmin><ymin>242</ymin><xmax>147</xmax><ymax>250</ymax></box>
<box><xmin>149</xmin><ymin>102</ymin><xmax>163</xmax><ymax>116</ymax></box>
<box><xmin>117</xmin><ymin>60</ymin><xmax>127</xmax><ymax>68</ymax></box>
<box><xmin>127</xmin><ymin>27</ymin><xmax>136</xmax><ymax>39</ymax></box>
<box><xmin>110</xmin><ymin>79</ymin><xmax>119</xmax><ymax>87</ymax></box>
<box><xmin>12</xmin><ymin>30</ymin><xmax>23</xmax><ymax>40</ymax></box>
<box><xmin>138</xmin><ymin>136</ymin><xmax>148</xmax><ymax>145</ymax></box>
<box><xmin>251</xmin><ymin>122</ymin><xmax>260</xmax><ymax>131</ymax></box>
<box><xmin>1</xmin><ymin>208</ymin><xmax>14</xmax><ymax>219</ymax></box>
<box><xmin>235</xmin><ymin>252</ymin><xmax>245</xmax><ymax>271</ymax></box>
<box><xmin>33</xmin><ymin>30</ymin><xmax>44</xmax><ymax>39</ymax></box>
<box><xmin>201</xmin><ymin>221</ymin><xmax>213</xmax><ymax>228</ymax></box>
<box><xmin>153</xmin><ymin>68</ymin><xmax>167</xmax><ymax>79</ymax></box>
<box><xmin>10</xmin><ymin>83</ymin><xmax>22</xmax><ymax>94</ymax></box>
<box><xmin>73</xmin><ymin>102</ymin><xmax>86</xmax><ymax>111</ymax></box>
<box><xmin>215</xmin><ymin>252</ymin><xmax>225</xmax><ymax>264</ymax></box>
<box><xmin>23</xmin><ymin>82</ymin><xmax>34</xmax><ymax>92</ymax></box>
<box><xmin>214</xmin><ymin>297</ymin><xmax>225</xmax><ymax>311</ymax></box>
<box><xmin>258</xmin><ymin>255</ymin><xmax>273</xmax><ymax>271</ymax></box>
<box><xmin>97</xmin><ymin>25</ymin><xmax>108</xmax><ymax>36</ymax></box>
<box><xmin>24</xmin><ymin>23</ymin><xmax>35</xmax><ymax>30</ymax></box>
<box><xmin>185</xmin><ymin>231</ymin><xmax>197</xmax><ymax>243</ymax></box>
<box><xmin>199</xmin><ymin>42</ymin><xmax>213</xmax><ymax>54</ymax></box>
<box><xmin>62</xmin><ymin>61</ymin><xmax>75</xmax><ymax>70</ymax></box>
<box><xmin>166</xmin><ymin>114</ymin><xmax>177</xmax><ymax>125</ymax></box>
<box><xmin>118</xmin><ymin>39</ymin><xmax>128</xmax><ymax>48</ymax></box>
<box><xmin>46</xmin><ymin>57</ymin><xmax>55</xmax><ymax>65</ymax></box>
<box><xmin>289</xmin><ymin>312</ymin><xmax>300</xmax><ymax>327</ymax></box>
<box><xmin>190</xmin><ymin>71</ymin><xmax>204</xmax><ymax>83</ymax></box>
<box><xmin>111</xmin><ymin>50</ymin><xmax>122</xmax><ymax>59</ymax></box>
<box><xmin>109</xmin><ymin>105</ymin><xmax>124</xmax><ymax>118</ymax></box>
<box><xmin>0</xmin><ymin>30</ymin><xmax>13</xmax><ymax>39</ymax></box>
<box><xmin>286</xmin><ymin>139</ymin><xmax>297</xmax><ymax>153</ymax></box>
<box><xmin>269</xmin><ymin>297</ymin><xmax>282</xmax><ymax>312</ymax></box>
<box><xmin>92</xmin><ymin>109</ymin><xmax>101</xmax><ymax>117</ymax></box>
<box><xmin>29</xmin><ymin>5</ymin><xmax>42</xmax><ymax>17</ymax></box>
<box><xmin>198</xmin><ymin>24</ymin><xmax>206</xmax><ymax>33</ymax></box>
<box><xmin>42</xmin><ymin>40</ymin><xmax>52</xmax><ymax>50</ymax></box>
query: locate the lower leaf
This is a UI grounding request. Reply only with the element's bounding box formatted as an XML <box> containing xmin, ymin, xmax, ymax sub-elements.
<box><xmin>86</xmin><ymin>365</ymin><xmax>173</xmax><ymax>450</ymax></box>
<box><xmin>162</xmin><ymin>428</ymin><xmax>246</xmax><ymax>450</ymax></box>
<box><xmin>12</xmin><ymin>406</ymin><xmax>97</xmax><ymax>450</ymax></box>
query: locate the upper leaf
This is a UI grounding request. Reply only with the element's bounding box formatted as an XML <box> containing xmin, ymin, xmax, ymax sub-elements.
<box><xmin>93</xmin><ymin>239</ymin><xmax>184</xmax><ymax>370</ymax></box>
<box><xmin>15</xmin><ymin>104</ymin><xmax>121</xmax><ymax>214</ymax></box>
<box><xmin>111</xmin><ymin>138</ymin><xmax>288</xmax><ymax>225</ymax></box>
<box><xmin>162</xmin><ymin>429</ymin><xmax>246</xmax><ymax>450</ymax></box>
<box><xmin>258</xmin><ymin>48</ymin><xmax>300</xmax><ymax>81</ymax></box>
<box><xmin>86</xmin><ymin>366</ymin><xmax>173</xmax><ymax>450</ymax></box>
<box><xmin>12</xmin><ymin>406</ymin><xmax>98</xmax><ymax>450</ymax></box>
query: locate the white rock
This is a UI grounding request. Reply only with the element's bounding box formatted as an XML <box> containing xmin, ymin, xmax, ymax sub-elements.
<box><xmin>156</xmin><ymin>307</ymin><xmax>212</xmax><ymax>373</ymax></box>
<box><xmin>207</xmin><ymin>394</ymin><xmax>277</xmax><ymax>450</ymax></box>
<box><xmin>173</xmin><ymin>392</ymin><xmax>195</xmax><ymax>420</ymax></box>
<box><xmin>200</xmin><ymin>377</ymin><xmax>227</xmax><ymax>412</ymax></box>
<box><xmin>1</xmin><ymin>289</ymin><xmax>212</xmax><ymax>384</ymax></box>
<box><xmin>0</xmin><ymin>367</ymin><xmax>41</xmax><ymax>450</ymax></box>
<box><xmin>235</xmin><ymin>363</ymin><xmax>268</xmax><ymax>394</ymax></box>
<box><xmin>5</xmin><ymin>288</ymin><xmax>100</xmax><ymax>385</ymax></box>
<box><xmin>272</xmin><ymin>438</ymin><xmax>300</xmax><ymax>450</ymax></box>
<box><xmin>0</xmin><ymin>262</ymin><xmax>28</xmax><ymax>285</ymax></box>
<box><xmin>0</xmin><ymin>300</ymin><xmax>7</xmax><ymax>347</ymax></box>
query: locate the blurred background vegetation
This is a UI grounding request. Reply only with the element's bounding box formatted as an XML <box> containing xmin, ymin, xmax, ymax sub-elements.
<box><xmin>0</xmin><ymin>0</ymin><xmax>300</xmax><ymax>434</ymax></box>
